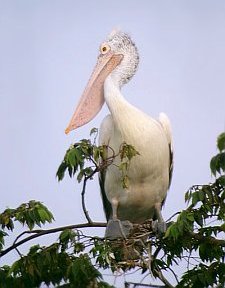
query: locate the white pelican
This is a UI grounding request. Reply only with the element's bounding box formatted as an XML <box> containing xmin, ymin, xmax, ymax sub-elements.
<box><xmin>65</xmin><ymin>30</ymin><xmax>173</xmax><ymax>238</ymax></box>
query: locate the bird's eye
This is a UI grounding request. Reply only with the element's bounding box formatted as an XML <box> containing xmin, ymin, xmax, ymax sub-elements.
<box><xmin>100</xmin><ymin>43</ymin><xmax>110</xmax><ymax>54</ymax></box>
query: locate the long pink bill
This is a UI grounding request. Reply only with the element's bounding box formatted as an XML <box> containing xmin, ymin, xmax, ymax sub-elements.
<box><xmin>65</xmin><ymin>52</ymin><xmax>123</xmax><ymax>134</ymax></box>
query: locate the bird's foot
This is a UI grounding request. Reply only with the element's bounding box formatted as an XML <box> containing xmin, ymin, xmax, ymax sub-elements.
<box><xmin>152</xmin><ymin>220</ymin><xmax>167</xmax><ymax>234</ymax></box>
<box><xmin>105</xmin><ymin>219</ymin><xmax>133</xmax><ymax>240</ymax></box>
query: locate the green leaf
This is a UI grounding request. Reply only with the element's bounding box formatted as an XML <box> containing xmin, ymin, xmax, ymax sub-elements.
<box><xmin>37</xmin><ymin>208</ymin><xmax>51</xmax><ymax>223</ymax></box>
<box><xmin>59</xmin><ymin>229</ymin><xmax>71</xmax><ymax>243</ymax></box>
<box><xmin>0</xmin><ymin>230</ymin><xmax>7</xmax><ymax>250</ymax></box>
<box><xmin>122</xmin><ymin>143</ymin><xmax>140</xmax><ymax>161</ymax></box>
<box><xmin>186</xmin><ymin>212</ymin><xmax>194</xmax><ymax>222</ymax></box>
<box><xmin>210</xmin><ymin>155</ymin><xmax>219</xmax><ymax>176</ymax></box>
<box><xmin>66</xmin><ymin>149</ymin><xmax>77</xmax><ymax>167</ymax></box>
<box><xmin>210</xmin><ymin>152</ymin><xmax>225</xmax><ymax>176</ymax></box>
<box><xmin>204</xmin><ymin>186</ymin><xmax>213</xmax><ymax>203</ymax></box>
<box><xmin>26</xmin><ymin>218</ymin><xmax>35</xmax><ymax>230</ymax></box>
<box><xmin>217</xmin><ymin>132</ymin><xmax>225</xmax><ymax>152</ymax></box>
<box><xmin>56</xmin><ymin>161</ymin><xmax>67</xmax><ymax>181</ymax></box>
<box><xmin>194</xmin><ymin>213</ymin><xmax>204</xmax><ymax>227</ymax></box>
<box><xmin>217</xmin><ymin>175</ymin><xmax>225</xmax><ymax>187</ymax></box>
<box><xmin>122</xmin><ymin>175</ymin><xmax>129</xmax><ymax>189</ymax></box>
<box><xmin>199</xmin><ymin>243</ymin><xmax>207</xmax><ymax>261</ymax></box>
<box><xmin>119</xmin><ymin>162</ymin><xmax>128</xmax><ymax>172</ymax></box>
<box><xmin>73</xmin><ymin>242</ymin><xmax>85</xmax><ymax>253</ymax></box>
<box><xmin>68</xmin><ymin>254</ymin><xmax>101</xmax><ymax>286</ymax></box>
<box><xmin>38</xmin><ymin>203</ymin><xmax>54</xmax><ymax>223</ymax></box>
<box><xmin>198</xmin><ymin>190</ymin><xmax>205</xmax><ymax>201</ymax></box>
<box><xmin>192</xmin><ymin>192</ymin><xmax>199</xmax><ymax>206</ymax></box>
<box><xmin>219</xmin><ymin>152</ymin><xmax>225</xmax><ymax>171</ymax></box>
<box><xmin>185</xmin><ymin>190</ymin><xmax>191</xmax><ymax>203</ymax></box>
<box><xmin>8</xmin><ymin>260</ymin><xmax>20</xmax><ymax>275</ymax></box>
<box><xmin>77</xmin><ymin>170</ymin><xmax>84</xmax><ymax>183</ymax></box>
<box><xmin>99</xmin><ymin>145</ymin><xmax>108</xmax><ymax>161</ymax></box>
<box><xmin>164</xmin><ymin>223</ymin><xmax>179</xmax><ymax>239</ymax></box>
<box><xmin>68</xmin><ymin>166</ymin><xmax>73</xmax><ymax>178</ymax></box>
<box><xmin>83</xmin><ymin>167</ymin><xmax>94</xmax><ymax>178</ymax></box>
<box><xmin>220</xmin><ymin>223</ymin><xmax>225</xmax><ymax>232</ymax></box>
<box><xmin>28</xmin><ymin>244</ymin><xmax>41</xmax><ymax>256</ymax></box>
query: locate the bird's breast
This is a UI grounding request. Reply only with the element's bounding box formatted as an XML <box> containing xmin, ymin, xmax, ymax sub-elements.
<box><xmin>104</xmin><ymin>111</ymin><xmax>170</xmax><ymax>223</ymax></box>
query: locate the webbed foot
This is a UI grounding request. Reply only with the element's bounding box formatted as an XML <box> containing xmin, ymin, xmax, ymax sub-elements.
<box><xmin>152</xmin><ymin>220</ymin><xmax>167</xmax><ymax>234</ymax></box>
<box><xmin>105</xmin><ymin>219</ymin><xmax>133</xmax><ymax>240</ymax></box>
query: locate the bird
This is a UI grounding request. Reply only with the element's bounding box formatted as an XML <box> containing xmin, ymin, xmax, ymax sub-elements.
<box><xmin>65</xmin><ymin>30</ymin><xmax>173</xmax><ymax>239</ymax></box>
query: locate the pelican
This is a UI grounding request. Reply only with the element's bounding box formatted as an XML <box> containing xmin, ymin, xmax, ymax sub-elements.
<box><xmin>65</xmin><ymin>30</ymin><xmax>173</xmax><ymax>238</ymax></box>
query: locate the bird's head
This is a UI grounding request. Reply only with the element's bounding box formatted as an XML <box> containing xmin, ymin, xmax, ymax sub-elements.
<box><xmin>65</xmin><ymin>30</ymin><xmax>139</xmax><ymax>134</ymax></box>
<box><xmin>101</xmin><ymin>30</ymin><xmax>139</xmax><ymax>87</ymax></box>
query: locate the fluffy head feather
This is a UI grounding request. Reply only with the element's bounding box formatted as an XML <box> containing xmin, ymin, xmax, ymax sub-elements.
<box><xmin>104</xmin><ymin>30</ymin><xmax>139</xmax><ymax>87</ymax></box>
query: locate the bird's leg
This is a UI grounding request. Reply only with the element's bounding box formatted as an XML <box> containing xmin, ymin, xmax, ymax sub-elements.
<box><xmin>152</xmin><ymin>202</ymin><xmax>167</xmax><ymax>234</ymax></box>
<box><xmin>105</xmin><ymin>199</ymin><xmax>133</xmax><ymax>239</ymax></box>
<box><xmin>112</xmin><ymin>198</ymin><xmax>119</xmax><ymax>221</ymax></box>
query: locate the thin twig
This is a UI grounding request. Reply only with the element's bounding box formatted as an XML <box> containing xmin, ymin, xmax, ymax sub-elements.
<box><xmin>81</xmin><ymin>175</ymin><xmax>94</xmax><ymax>223</ymax></box>
<box><xmin>166</xmin><ymin>212</ymin><xmax>180</xmax><ymax>222</ymax></box>
<box><xmin>0</xmin><ymin>222</ymin><xmax>106</xmax><ymax>258</ymax></box>
<box><xmin>80</xmin><ymin>144</ymin><xmax>118</xmax><ymax>223</ymax></box>
<box><xmin>81</xmin><ymin>165</ymin><xmax>100</xmax><ymax>223</ymax></box>
<box><xmin>125</xmin><ymin>282</ymin><xmax>165</xmax><ymax>287</ymax></box>
<box><xmin>153</xmin><ymin>245</ymin><xmax>162</xmax><ymax>259</ymax></box>
<box><xmin>166</xmin><ymin>265</ymin><xmax>179</xmax><ymax>284</ymax></box>
<box><xmin>15</xmin><ymin>247</ymin><xmax>23</xmax><ymax>258</ymax></box>
<box><xmin>154</xmin><ymin>270</ymin><xmax>175</xmax><ymax>288</ymax></box>
<box><xmin>13</xmin><ymin>229</ymin><xmax>43</xmax><ymax>246</ymax></box>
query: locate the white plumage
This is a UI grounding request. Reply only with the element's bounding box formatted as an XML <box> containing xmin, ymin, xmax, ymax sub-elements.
<box><xmin>65</xmin><ymin>30</ymin><xmax>173</xmax><ymax>236</ymax></box>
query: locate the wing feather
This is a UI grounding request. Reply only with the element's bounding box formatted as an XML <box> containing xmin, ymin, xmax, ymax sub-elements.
<box><xmin>159</xmin><ymin>112</ymin><xmax>174</xmax><ymax>188</ymax></box>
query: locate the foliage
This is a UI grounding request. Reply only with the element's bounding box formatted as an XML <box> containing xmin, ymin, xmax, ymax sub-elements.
<box><xmin>161</xmin><ymin>132</ymin><xmax>225</xmax><ymax>287</ymax></box>
<box><xmin>0</xmin><ymin>236</ymin><xmax>112</xmax><ymax>288</ymax></box>
<box><xmin>0</xmin><ymin>201</ymin><xmax>54</xmax><ymax>252</ymax></box>
<box><xmin>56</xmin><ymin>128</ymin><xmax>139</xmax><ymax>189</ymax></box>
<box><xmin>0</xmin><ymin>131</ymin><xmax>224</xmax><ymax>287</ymax></box>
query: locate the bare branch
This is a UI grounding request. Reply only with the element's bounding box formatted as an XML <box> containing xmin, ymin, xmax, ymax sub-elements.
<box><xmin>0</xmin><ymin>222</ymin><xmax>106</xmax><ymax>258</ymax></box>
<box><xmin>154</xmin><ymin>270</ymin><xmax>175</xmax><ymax>288</ymax></box>
<box><xmin>125</xmin><ymin>282</ymin><xmax>166</xmax><ymax>287</ymax></box>
<box><xmin>81</xmin><ymin>172</ymin><xmax>97</xmax><ymax>223</ymax></box>
<box><xmin>166</xmin><ymin>212</ymin><xmax>180</xmax><ymax>222</ymax></box>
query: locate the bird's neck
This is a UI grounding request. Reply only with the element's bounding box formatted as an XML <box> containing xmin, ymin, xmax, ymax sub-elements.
<box><xmin>104</xmin><ymin>75</ymin><xmax>137</xmax><ymax>139</ymax></box>
<box><xmin>104</xmin><ymin>75</ymin><xmax>129</xmax><ymax>116</ymax></box>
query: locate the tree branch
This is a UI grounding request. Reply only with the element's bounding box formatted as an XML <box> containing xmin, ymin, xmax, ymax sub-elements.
<box><xmin>154</xmin><ymin>270</ymin><xmax>175</xmax><ymax>288</ymax></box>
<box><xmin>189</xmin><ymin>231</ymin><xmax>225</xmax><ymax>246</ymax></box>
<box><xmin>0</xmin><ymin>222</ymin><xmax>106</xmax><ymax>258</ymax></box>
<box><xmin>125</xmin><ymin>282</ymin><xmax>166</xmax><ymax>287</ymax></box>
<box><xmin>81</xmin><ymin>174</ymin><xmax>95</xmax><ymax>223</ymax></box>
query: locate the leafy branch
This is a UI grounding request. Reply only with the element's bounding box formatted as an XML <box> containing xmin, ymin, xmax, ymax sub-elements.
<box><xmin>0</xmin><ymin>131</ymin><xmax>224</xmax><ymax>287</ymax></box>
<box><xmin>56</xmin><ymin>128</ymin><xmax>140</xmax><ymax>221</ymax></box>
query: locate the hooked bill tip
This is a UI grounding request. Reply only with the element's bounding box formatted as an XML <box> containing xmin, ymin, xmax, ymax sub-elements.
<box><xmin>65</xmin><ymin>127</ymin><xmax>70</xmax><ymax>135</ymax></box>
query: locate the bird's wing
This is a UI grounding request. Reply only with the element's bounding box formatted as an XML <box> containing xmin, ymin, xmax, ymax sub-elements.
<box><xmin>98</xmin><ymin>115</ymin><xmax>114</xmax><ymax>221</ymax></box>
<box><xmin>159</xmin><ymin>112</ymin><xmax>174</xmax><ymax>188</ymax></box>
